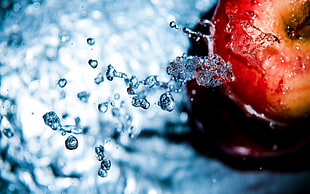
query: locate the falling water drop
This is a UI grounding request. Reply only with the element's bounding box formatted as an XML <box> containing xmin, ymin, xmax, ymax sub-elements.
<box><xmin>88</xmin><ymin>59</ymin><xmax>98</xmax><ymax>69</ymax></box>
<box><xmin>100</xmin><ymin>159</ymin><xmax>111</xmax><ymax>170</ymax></box>
<box><xmin>58</xmin><ymin>78</ymin><xmax>67</xmax><ymax>88</ymax></box>
<box><xmin>94</xmin><ymin>72</ymin><xmax>104</xmax><ymax>84</ymax></box>
<box><xmin>65</xmin><ymin>135</ymin><xmax>78</xmax><ymax>150</ymax></box>
<box><xmin>95</xmin><ymin>145</ymin><xmax>105</xmax><ymax>161</ymax></box>
<box><xmin>158</xmin><ymin>93</ymin><xmax>175</xmax><ymax>112</ymax></box>
<box><xmin>43</xmin><ymin>111</ymin><xmax>62</xmax><ymax>130</ymax></box>
<box><xmin>2</xmin><ymin>128</ymin><xmax>14</xmax><ymax>138</ymax></box>
<box><xmin>86</xmin><ymin>37</ymin><xmax>95</xmax><ymax>45</ymax></box>
<box><xmin>98</xmin><ymin>102</ymin><xmax>109</xmax><ymax>113</ymax></box>
<box><xmin>98</xmin><ymin>168</ymin><xmax>108</xmax><ymax>178</ymax></box>
<box><xmin>77</xmin><ymin>91</ymin><xmax>90</xmax><ymax>103</ymax></box>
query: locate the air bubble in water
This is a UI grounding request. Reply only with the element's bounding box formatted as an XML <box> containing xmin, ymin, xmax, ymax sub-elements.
<box><xmin>43</xmin><ymin>111</ymin><xmax>61</xmax><ymax>130</ymax></box>
<box><xmin>158</xmin><ymin>93</ymin><xmax>175</xmax><ymax>112</ymax></box>
<box><xmin>101</xmin><ymin>159</ymin><xmax>111</xmax><ymax>170</ymax></box>
<box><xmin>87</xmin><ymin>37</ymin><xmax>95</xmax><ymax>45</ymax></box>
<box><xmin>98</xmin><ymin>102</ymin><xmax>109</xmax><ymax>113</ymax></box>
<box><xmin>2</xmin><ymin>128</ymin><xmax>14</xmax><ymax>138</ymax></box>
<box><xmin>58</xmin><ymin>78</ymin><xmax>67</xmax><ymax>88</ymax></box>
<box><xmin>98</xmin><ymin>168</ymin><xmax>108</xmax><ymax>178</ymax></box>
<box><xmin>65</xmin><ymin>135</ymin><xmax>78</xmax><ymax>150</ymax></box>
<box><xmin>88</xmin><ymin>59</ymin><xmax>98</xmax><ymax>69</ymax></box>
<box><xmin>77</xmin><ymin>91</ymin><xmax>90</xmax><ymax>103</ymax></box>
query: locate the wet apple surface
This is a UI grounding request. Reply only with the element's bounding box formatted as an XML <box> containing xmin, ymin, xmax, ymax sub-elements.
<box><xmin>213</xmin><ymin>0</ymin><xmax>310</xmax><ymax>123</ymax></box>
<box><xmin>186</xmin><ymin>1</ymin><xmax>310</xmax><ymax>171</ymax></box>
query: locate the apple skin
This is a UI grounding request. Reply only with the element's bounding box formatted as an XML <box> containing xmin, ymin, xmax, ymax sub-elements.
<box><xmin>212</xmin><ymin>0</ymin><xmax>310</xmax><ymax>124</ymax></box>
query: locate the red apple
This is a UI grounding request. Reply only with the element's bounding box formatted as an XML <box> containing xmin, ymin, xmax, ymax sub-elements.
<box><xmin>212</xmin><ymin>0</ymin><xmax>310</xmax><ymax>125</ymax></box>
<box><xmin>186</xmin><ymin>0</ymin><xmax>310</xmax><ymax>162</ymax></box>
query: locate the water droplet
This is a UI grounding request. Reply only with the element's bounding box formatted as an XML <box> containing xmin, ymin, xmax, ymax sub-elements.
<box><xmin>131</xmin><ymin>96</ymin><xmax>150</xmax><ymax>109</ymax></box>
<box><xmin>225</xmin><ymin>23</ymin><xmax>233</xmax><ymax>33</ymax></box>
<box><xmin>106</xmin><ymin>64</ymin><xmax>128</xmax><ymax>81</ymax></box>
<box><xmin>88</xmin><ymin>59</ymin><xmax>98</xmax><ymax>69</ymax></box>
<box><xmin>95</xmin><ymin>145</ymin><xmax>105</xmax><ymax>155</ymax></box>
<box><xmin>95</xmin><ymin>145</ymin><xmax>105</xmax><ymax>161</ymax></box>
<box><xmin>106</xmin><ymin>64</ymin><xmax>116</xmax><ymax>81</ymax></box>
<box><xmin>98</xmin><ymin>102</ymin><xmax>109</xmax><ymax>113</ymax></box>
<box><xmin>111</xmin><ymin>107</ymin><xmax>120</xmax><ymax>117</ymax></box>
<box><xmin>58</xmin><ymin>78</ymin><xmax>67</xmax><ymax>88</ymax></box>
<box><xmin>94</xmin><ymin>72</ymin><xmax>104</xmax><ymax>84</ymax></box>
<box><xmin>158</xmin><ymin>93</ymin><xmax>175</xmax><ymax>112</ymax></box>
<box><xmin>169</xmin><ymin>21</ymin><xmax>179</xmax><ymax>29</ymax></box>
<box><xmin>100</xmin><ymin>159</ymin><xmax>111</xmax><ymax>170</ymax></box>
<box><xmin>98</xmin><ymin>168</ymin><xmax>108</xmax><ymax>178</ymax></box>
<box><xmin>61</xmin><ymin>125</ymin><xmax>84</xmax><ymax>134</ymax></box>
<box><xmin>127</xmin><ymin>76</ymin><xmax>141</xmax><ymax>95</ymax></box>
<box><xmin>77</xmin><ymin>91</ymin><xmax>90</xmax><ymax>103</ymax></box>
<box><xmin>43</xmin><ymin>111</ymin><xmax>61</xmax><ymax>130</ymax></box>
<box><xmin>65</xmin><ymin>135</ymin><xmax>78</xmax><ymax>150</ymax></box>
<box><xmin>244</xmin><ymin>11</ymin><xmax>255</xmax><ymax>18</ymax></box>
<box><xmin>2</xmin><ymin>128</ymin><xmax>14</xmax><ymax>138</ymax></box>
<box><xmin>87</xmin><ymin>38</ymin><xmax>95</xmax><ymax>45</ymax></box>
<box><xmin>144</xmin><ymin>75</ymin><xmax>158</xmax><ymax>88</ymax></box>
<box><xmin>60</xmin><ymin>34</ymin><xmax>70</xmax><ymax>42</ymax></box>
<box><xmin>114</xmin><ymin>93</ymin><xmax>120</xmax><ymax>100</ymax></box>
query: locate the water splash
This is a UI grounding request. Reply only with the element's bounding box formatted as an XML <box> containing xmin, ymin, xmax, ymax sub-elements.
<box><xmin>2</xmin><ymin>0</ymin><xmax>284</xmax><ymax>193</ymax></box>
<box><xmin>168</xmin><ymin>21</ymin><xmax>235</xmax><ymax>86</ymax></box>
<box><xmin>167</xmin><ymin>54</ymin><xmax>235</xmax><ymax>87</ymax></box>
